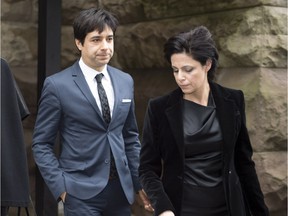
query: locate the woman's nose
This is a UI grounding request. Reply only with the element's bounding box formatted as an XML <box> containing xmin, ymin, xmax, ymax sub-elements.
<box><xmin>177</xmin><ymin>71</ymin><xmax>185</xmax><ymax>81</ymax></box>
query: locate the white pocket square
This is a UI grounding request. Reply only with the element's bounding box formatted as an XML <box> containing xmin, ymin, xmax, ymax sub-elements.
<box><xmin>122</xmin><ymin>99</ymin><xmax>131</xmax><ymax>103</ymax></box>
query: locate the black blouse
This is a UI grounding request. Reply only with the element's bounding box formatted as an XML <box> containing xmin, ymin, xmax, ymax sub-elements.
<box><xmin>181</xmin><ymin>93</ymin><xmax>228</xmax><ymax>215</ymax></box>
<box><xmin>182</xmin><ymin>93</ymin><xmax>223</xmax><ymax>187</ymax></box>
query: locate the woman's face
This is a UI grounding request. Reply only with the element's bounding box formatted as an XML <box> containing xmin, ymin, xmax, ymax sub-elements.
<box><xmin>171</xmin><ymin>52</ymin><xmax>211</xmax><ymax>97</ymax></box>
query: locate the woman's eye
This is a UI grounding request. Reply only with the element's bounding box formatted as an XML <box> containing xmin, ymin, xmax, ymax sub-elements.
<box><xmin>184</xmin><ymin>67</ymin><xmax>193</xmax><ymax>72</ymax></box>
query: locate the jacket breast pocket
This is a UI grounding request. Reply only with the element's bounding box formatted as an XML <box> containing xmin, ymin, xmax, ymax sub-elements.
<box><xmin>115</xmin><ymin>102</ymin><xmax>131</xmax><ymax>121</ymax></box>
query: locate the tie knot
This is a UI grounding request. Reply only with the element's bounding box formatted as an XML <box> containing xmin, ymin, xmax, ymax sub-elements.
<box><xmin>95</xmin><ymin>73</ymin><xmax>104</xmax><ymax>83</ymax></box>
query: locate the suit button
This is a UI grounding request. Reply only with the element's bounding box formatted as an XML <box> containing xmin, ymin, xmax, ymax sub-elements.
<box><xmin>229</xmin><ymin>170</ymin><xmax>232</xmax><ymax>174</ymax></box>
<box><xmin>105</xmin><ymin>159</ymin><xmax>110</xmax><ymax>164</ymax></box>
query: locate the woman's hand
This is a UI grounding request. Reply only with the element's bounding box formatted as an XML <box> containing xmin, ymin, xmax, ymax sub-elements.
<box><xmin>137</xmin><ymin>189</ymin><xmax>154</xmax><ymax>212</ymax></box>
<box><xmin>159</xmin><ymin>210</ymin><xmax>175</xmax><ymax>216</ymax></box>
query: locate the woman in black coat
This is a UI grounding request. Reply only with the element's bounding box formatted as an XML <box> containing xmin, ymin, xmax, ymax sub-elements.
<box><xmin>138</xmin><ymin>26</ymin><xmax>269</xmax><ymax>216</ymax></box>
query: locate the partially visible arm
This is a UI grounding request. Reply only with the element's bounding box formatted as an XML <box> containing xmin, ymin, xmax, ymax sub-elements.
<box><xmin>60</xmin><ymin>192</ymin><xmax>67</xmax><ymax>203</ymax></box>
<box><xmin>137</xmin><ymin>189</ymin><xmax>154</xmax><ymax>212</ymax></box>
<box><xmin>122</xmin><ymin>97</ymin><xmax>142</xmax><ymax>191</ymax></box>
<box><xmin>139</xmin><ymin>100</ymin><xmax>175</xmax><ymax>215</ymax></box>
<box><xmin>32</xmin><ymin>77</ymin><xmax>65</xmax><ymax>200</ymax></box>
<box><xmin>234</xmin><ymin>90</ymin><xmax>269</xmax><ymax>215</ymax></box>
<box><xmin>159</xmin><ymin>211</ymin><xmax>175</xmax><ymax>216</ymax></box>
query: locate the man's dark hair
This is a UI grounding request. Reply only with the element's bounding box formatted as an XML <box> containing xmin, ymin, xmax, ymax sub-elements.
<box><xmin>164</xmin><ymin>26</ymin><xmax>219</xmax><ymax>81</ymax></box>
<box><xmin>73</xmin><ymin>8</ymin><xmax>119</xmax><ymax>45</ymax></box>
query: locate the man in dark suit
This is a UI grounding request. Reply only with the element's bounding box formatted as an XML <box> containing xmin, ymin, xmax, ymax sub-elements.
<box><xmin>32</xmin><ymin>8</ymin><xmax>151</xmax><ymax>216</ymax></box>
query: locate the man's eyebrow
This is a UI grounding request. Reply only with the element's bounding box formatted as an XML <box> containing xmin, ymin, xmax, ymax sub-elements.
<box><xmin>90</xmin><ymin>35</ymin><xmax>114</xmax><ymax>39</ymax></box>
<box><xmin>90</xmin><ymin>35</ymin><xmax>102</xmax><ymax>39</ymax></box>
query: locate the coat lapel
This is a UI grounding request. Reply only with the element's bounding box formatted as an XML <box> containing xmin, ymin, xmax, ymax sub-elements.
<box><xmin>165</xmin><ymin>88</ymin><xmax>185</xmax><ymax>158</ymax></box>
<box><xmin>71</xmin><ymin>62</ymin><xmax>102</xmax><ymax>118</ymax></box>
<box><xmin>210</xmin><ymin>83</ymin><xmax>237</xmax><ymax>158</ymax></box>
<box><xmin>164</xmin><ymin>83</ymin><xmax>238</xmax><ymax>160</ymax></box>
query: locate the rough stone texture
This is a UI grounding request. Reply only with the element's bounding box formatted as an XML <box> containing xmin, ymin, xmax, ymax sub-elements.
<box><xmin>61</xmin><ymin>0</ymin><xmax>99</xmax><ymax>25</ymax></box>
<box><xmin>1</xmin><ymin>0</ymin><xmax>38</xmax><ymax>23</ymax></box>
<box><xmin>1</xmin><ymin>0</ymin><xmax>287</xmax><ymax>215</ymax></box>
<box><xmin>141</xmin><ymin>0</ymin><xmax>286</xmax><ymax>20</ymax></box>
<box><xmin>254</xmin><ymin>152</ymin><xmax>287</xmax><ymax>215</ymax></box>
<box><xmin>112</xmin><ymin>6</ymin><xmax>287</xmax><ymax>69</ymax></box>
<box><xmin>1</xmin><ymin>22</ymin><xmax>38</xmax><ymax>67</ymax></box>
<box><xmin>216</xmin><ymin>68</ymin><xmax>287</xmax><ymax>152</ymax></box>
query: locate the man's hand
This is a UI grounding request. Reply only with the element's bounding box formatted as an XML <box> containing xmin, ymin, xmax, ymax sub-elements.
<box><xmin>159</xmin><ymin>210</ymin><xmax>175</xmax><ymax>216</ymax></box>
<box><xmin>137</xmin><ymin>189</ymin><xmax>154</xmax><ymax>212</ymax></box>
<box><xmin>60</xmin><ymin>192</ymin><xmax>67</xmax><ymax>203</ymax></box>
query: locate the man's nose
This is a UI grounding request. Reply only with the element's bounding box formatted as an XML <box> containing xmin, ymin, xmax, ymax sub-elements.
<box><xmin>100</xmin><ymin>40</ymin><xmax>109</xmax><ymax>49</ymax></box>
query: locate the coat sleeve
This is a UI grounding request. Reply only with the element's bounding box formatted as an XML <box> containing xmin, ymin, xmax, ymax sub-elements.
<box><xmin>1</xmin><ymin>58</ymin><xmax>30</xmax><ymax>206</ymax></box>
<box><xmin>234</xmin><ymin>90</ymin><xmax>269</xmax><ymax>215</ymax></box>
<box><xmin>14</xmin><ymin>77</ymin><xmax>30</xmax><ymax>120</ymax></box>
<box><xmin>139</xmin><ymin>99</ymin><xmax>175</xmax><ymax>215</ymax></box>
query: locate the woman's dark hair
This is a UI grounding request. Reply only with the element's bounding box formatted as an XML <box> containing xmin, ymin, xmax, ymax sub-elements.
<box><xmin>164</xmin><ymin>26</ymin><xmax>219</xmax><ymax>81</ymax></box>
<box><xmin>73</xmin><ymin>8</ymin><xmax>119</xmax><ymax>45</ymax></box>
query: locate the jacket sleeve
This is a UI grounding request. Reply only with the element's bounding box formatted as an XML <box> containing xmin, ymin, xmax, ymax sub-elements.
<box><xmin>234</xmin><ymin>90</ymin><xmax>269</xmax><ymax>215</ymax></box>
<box><xmin>139</xmin><ymin>100</ymin><xmax>175</xmax><ymax>215</ymax></box>
<box><xmin>122</xmin><ymin>95</ymin><xmax>142</xmax><ymax>192</ymax></box>
<box><xmin>32</xmin><ymin>77</ymin><xmax>65</xmax><ymax>200</ymax></box>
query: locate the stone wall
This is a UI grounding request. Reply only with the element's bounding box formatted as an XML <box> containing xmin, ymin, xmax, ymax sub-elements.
<box><xmin>1</xmin><ymin>0</ymin><xmax>287</xmax><ymax>215</ymax></box>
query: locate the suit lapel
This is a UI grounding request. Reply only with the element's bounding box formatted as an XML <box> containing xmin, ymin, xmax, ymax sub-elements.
<box><xmin>71</xmin><ymin>62</ymin><xmax>102</xmax><ymax>118</ymax></box>
<box><xmin>107</xmin><ymin>66</ymin><xmax>121</xmax><ymax>124</ymax></box>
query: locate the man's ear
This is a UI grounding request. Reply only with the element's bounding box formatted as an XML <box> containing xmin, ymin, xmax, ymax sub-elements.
<box><xmin>75</xmin><ymin>39</ymin><xmax>83</xmax><ymax>51</ymax></box>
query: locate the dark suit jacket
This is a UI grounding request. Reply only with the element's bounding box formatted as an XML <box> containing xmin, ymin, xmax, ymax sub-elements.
<box><xmin>139</xmin><ymin>82</ymin><xmax>269</xmax><ymax>216</ymax></box>
<box><xmin>32</xmin><ymin>61</ymin><xmax>141</xmax><ymax>204</ymax></box>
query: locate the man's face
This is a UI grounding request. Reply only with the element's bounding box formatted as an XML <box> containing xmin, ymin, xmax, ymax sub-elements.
<box><xmin>75</xmin><ymin>25</ymin><xmax>114</xmax><ymax>71</ymax></box>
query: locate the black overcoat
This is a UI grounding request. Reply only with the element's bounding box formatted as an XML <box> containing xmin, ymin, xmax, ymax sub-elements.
<box><xmin>139</xmin><ymin>82</ymin><xmax>269</xmax><ymax>216</ymax></box>
<box><xmin>1</xmin><ymin>58</ymin><xmax>30</xmax><ymax>207</ymax></box>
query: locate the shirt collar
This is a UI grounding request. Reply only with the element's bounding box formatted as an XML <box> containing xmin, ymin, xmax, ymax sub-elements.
<box><xmin>79</xmin><ymin>58</ymin><xmax>109</xmax><ymax>80</ymax></box>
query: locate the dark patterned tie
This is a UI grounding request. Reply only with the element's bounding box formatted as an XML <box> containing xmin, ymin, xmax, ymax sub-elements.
<box><xmin>95</xmin><ymin>73</ymin><xmax>111</xmax><ymax>124</ymax></box>
<box><xmin>95</xmin><ymin>73</ymin><xmax>118</xmax><ymax>179</ymax></box>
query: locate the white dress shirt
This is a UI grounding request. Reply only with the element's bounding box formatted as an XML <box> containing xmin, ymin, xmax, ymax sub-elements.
<box><xmin>79</xmin><ymin>58</ymin><xmax>114</xmax><ymax>118</ymax></box>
